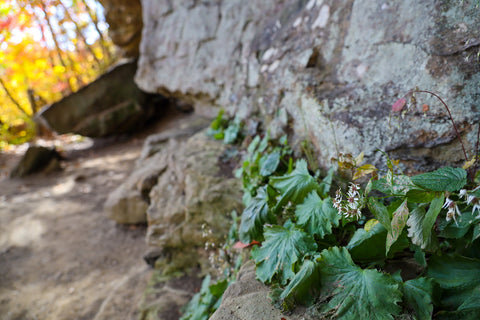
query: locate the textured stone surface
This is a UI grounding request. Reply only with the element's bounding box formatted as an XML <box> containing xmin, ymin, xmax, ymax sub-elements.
<box><xmin>146</xmin><ymin>130</ymin><xmax>243</xmax><ymax>272</ymax></box>
<box><xmin>105</xmin><ymin>116</ymin><xmax>210</xmax><ymax>225</ymax></box>
<box><xmin>97</xmin><ymin>0</ymin><xmax>143</xmax><ymax>57</ymax></box>
<box><xmin>136</xmin><ymin>0</ymin><xmax>480</xmax><ymax>172</ymax></box>
<box><xmin>38</xmin><ymin>61</ymin><xmax>160</xmax><ymax>137</ymax></box>
<box><xmin>210</xmin><ymin>261</ymin><xmax>309</xmax><ymax>320</ymax></box>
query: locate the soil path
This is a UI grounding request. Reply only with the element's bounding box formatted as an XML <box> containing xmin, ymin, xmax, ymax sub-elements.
<box><xmin>0</xmin><ymin>111</ymin><xmax>194</xmax><ymax>320</ymax></box>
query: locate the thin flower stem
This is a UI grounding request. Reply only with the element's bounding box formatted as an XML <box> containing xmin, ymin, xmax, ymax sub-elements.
<box><xmin>411</xmin><ymin>90</ymin><xmax>469</xmax><ymax>162</ymax></box>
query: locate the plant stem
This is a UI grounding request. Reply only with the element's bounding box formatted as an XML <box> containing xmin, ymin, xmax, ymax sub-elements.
<box><xmin>411</xmin><ymin>90</ymin><xmax>469</xmax><ymax>162</ymax></box>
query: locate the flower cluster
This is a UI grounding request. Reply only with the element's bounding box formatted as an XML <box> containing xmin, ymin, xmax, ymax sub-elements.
<box><xmin>333</xmin><ymin>183</ymin><xmax>365</xmax><ymax>220</ymax></box>
<box><xmin>443</xmin><ymin>197</ymin><xmax>461</xmax><ymax>223</ymax></box>
<box><xmin>443</xmin><ymin>186</ymin><xmax>480</xmax><ymax>224</ymax></box>
<box><xmin>461</xmin><ymin>186</ymin><xmax>480</xmax><ymax>218</ymax></box>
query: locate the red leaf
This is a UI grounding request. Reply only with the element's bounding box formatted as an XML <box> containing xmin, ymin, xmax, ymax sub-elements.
<box><xmin>392</xmin><ymin>98</ymin><xmax>406</xmax><ymax>112</ymax></box>
<box><xmin>233</xmin><ymin>240</ymin><xmax>260</xmax><ymax>249</ymax></box>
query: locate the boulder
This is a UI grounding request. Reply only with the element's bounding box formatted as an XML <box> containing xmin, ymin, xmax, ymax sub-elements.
<box><xmin>136</xmin><ymin>0</ymin><xmax>480</xmax><ymax>172</ymax></box>
<box><xmin>38</xmin><ymin>60</ymin><xmax>161</xmax><ymax>137</ymax></box>
<box><xmin>210</xmin><ymin>261</ymin><xmax>309</xmax><ymax>320</ymax></box>
<box><xmin>10</xmin><ymin>145</ymin><xmax>61</xmax><ymax>178</ymax></box>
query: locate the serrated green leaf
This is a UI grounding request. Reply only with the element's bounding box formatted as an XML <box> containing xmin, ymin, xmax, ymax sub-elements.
<box><xmin>402</xmin><ymin>277</ymin><xmax>434</xmax><ymax>320</ymax></box>
<box><xmin>428</xmin><ymin>254</ymin><xmax>480</xmax><ymax>311</ymax></box>
<box><xmin>407</xmin><ymin>197</ymin><xmax>443</xmax><ymax>250</ymax></box>
<box><xmin>317</xmin><ymin>247</ymin><xmax>402</xmax><ymax>319</ymax></box>
<box><xmin>367</xmin><ymin>197</ymin><xmax>392</xmax><ymax>232</ymax></box>
<box><xmin>280</xmin><ymin>258</ymin><xmax>321</xmax><ymax>308</ymax></box>
<box><xmin>386</xmin><ymin>199</ymin><xmax>409</xmax><ymax>255</ymax></box>
<box><xmin>270</xmin><ymin>159</ymin><xmax>320</xmax><ymax>212</ymax></box>
<box><xmin>239</xmin><ymin>186</ymin><xmax>275</xmax><ymax>243</ymax></box>
<box><xmin>295</xmin><ymin>193</ymin><xmax>339</xmax><ymax>238</ymax></box>
<box><xmin>259</xmin><ymin>151</ymin><xmax>280</xmax><ymax>177</ymax></box>
<box><xmin>411</xmin><ymin>167</ymin><xmax>467</xmax><ymax>192</ymax></box>
<box><xmin>251</xmin><ymin>222</ymin><xmax>317</xmax><ymax>285</ymax></box>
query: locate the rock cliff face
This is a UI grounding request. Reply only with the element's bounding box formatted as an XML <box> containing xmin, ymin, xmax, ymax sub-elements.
<box><xmin>136</xmin><ymin>0</ymin><xmax>480</xmax><ymax>172</ymax></box>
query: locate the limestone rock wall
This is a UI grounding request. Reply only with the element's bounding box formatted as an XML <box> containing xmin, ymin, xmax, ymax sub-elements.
<box><xmin>136</xmin><ymin>0</ymin><xmax>480</xmax><ymax>172</ymax></box>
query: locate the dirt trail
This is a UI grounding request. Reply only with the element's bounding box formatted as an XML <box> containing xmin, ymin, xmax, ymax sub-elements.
<box><xmin>0</xmin><ymin>112</ymin><xmax>195</xmax><ymax>320</ymax></box>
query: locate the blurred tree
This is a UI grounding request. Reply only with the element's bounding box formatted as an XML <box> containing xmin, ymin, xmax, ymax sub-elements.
<box><xmin>0</xmin><ymin>0</ymin><xmax>117</xmax><ymax>148</ymax></box>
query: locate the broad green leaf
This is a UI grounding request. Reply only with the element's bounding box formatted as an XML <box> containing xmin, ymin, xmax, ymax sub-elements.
<box><xmin>259</xmin><ymin>151</ymin><xmax>280</xmax><ymax>176</ymax></box>
<box><xmin>407</xmin><ymin>197</ymin><xmax>443</xmax><ymax>250</ymax></box>
<box><xmin>270</xmin><ymin>159</ymin><xmax>320</xmax><ymax>212</ymax></box>
<box><xmin>251</xmin><ymin>222</ymin><xmax>317</xmax><ymax>285</ymax></box>
<box><xmin>434</xmin><ymin>309</ymin><xmax>480</xmax><ymax>320</ymax></box>
<box><xmin>367</xmin><ymin>197</ymin><xmax>392</xmax><ymax>232</ymax></box>
<box><xmin>317</xmin><ymin>247</ymin><xmax>402</xmax><ymax>319</ymax></box>
<box><xmin>402</xmin><ymin>277</ymin><xmax>434</xmax><ymax>320</ymax></box>
<box><xmin>428</xmin><ymin>254</ymin><xmax>480</xmax><ymax>311</ymax></box>
<box><xmin>295</xmin><ymin>193</ymin><xmax>339</xmax><ymax>238</ymax></box>
<box><xmin>279</xmin><ymin>258</ymin><xmax>321</xmax><ymax>308</ymax></box>
<box><xmin>411</xmin><ymin>167</ymin><xmax>467</xmax><ymax>192</ymax></box>
<box><xmin>406</xmin><ymin>189</ymin><xmax>442</xmax><ymax>203</ymax></box>
<box><xmin>318</xmin><ymin>167</ymin><xmax>334</xmax><ymax>198</ymax></box>
<box><xmin>347</xmin><ymin>222</ymin><xmax>388</xmax><ymax>262</ymax></box>
<box><xmin>386</xmin><ymin>199</ymin><xmax>409</xmax><ymax>255</ymax></box>
<box><xmin>239</xmin><ymin>186</ymin><xmax>275</xmax><ymax>243</ymax></box>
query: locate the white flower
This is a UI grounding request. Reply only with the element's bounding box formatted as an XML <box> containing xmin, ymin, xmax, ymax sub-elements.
<box><xmin>467</xmin><ymin>195</ymin><xmax>480</xmax><ymax>217</ymax></box>
<box><xmin>459</xmin><ymin>189</ymin><xmax>468</xmax><ymax>199</ymax></box>
<box><xmin>443</xmin><ymin>197</ymin><xmax>461</xmax><ymax>224</ymax></box>
<box><xmin>443</xmin><ymin>197</ymin><xmax>454</xmax><ymax>209</ymax></box>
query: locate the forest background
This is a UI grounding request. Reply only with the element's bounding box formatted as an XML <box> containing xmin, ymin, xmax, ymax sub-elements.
<box><xmin>0</xmin><ymin>0</ymin><xmax>115</xmax><ymax>149</ymax></box>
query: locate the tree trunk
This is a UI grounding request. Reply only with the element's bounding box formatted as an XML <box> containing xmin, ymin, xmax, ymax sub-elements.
<box><xmin>0</xmin><ymin>78</ymin><xmax>30</xmax><ymax>116</ymax></box>
<box><xmin>58</xmin><ymin>0</ymin><xmax>102</xmax><ymax>67</ymax></box>
<box><xmin>37</xmin><ymin>0</ymin><xmax>74</xmax><ymax>92</ymax></box>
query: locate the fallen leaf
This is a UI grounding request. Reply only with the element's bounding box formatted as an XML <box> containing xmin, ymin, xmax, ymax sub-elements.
<box><xmin>392</xmin><ymin>98</ymin><xmax>406</xmax><ymax>112</ymax></box>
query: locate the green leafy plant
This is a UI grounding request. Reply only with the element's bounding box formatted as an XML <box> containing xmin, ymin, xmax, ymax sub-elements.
<box><xmin>192</xmin><ymin>91</ymin><xmax>480</xmax><ymax>319</ymax></box>
<box><xmin>235</xmin><ymin>133</ymin><xmax>292</xmax><ymax>205</ymax></box>
<box><xmin>207</xmin><ymin>109</ymin><xmax>243</xmax><ymax>144</ymax></box>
